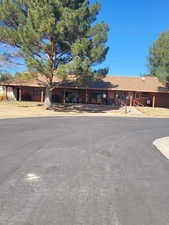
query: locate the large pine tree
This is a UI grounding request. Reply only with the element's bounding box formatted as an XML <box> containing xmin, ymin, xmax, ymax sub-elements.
<box><xmin>0</xmin><ymin>0</ymin><xmax>109</xmax><ymax>106</ymax></box>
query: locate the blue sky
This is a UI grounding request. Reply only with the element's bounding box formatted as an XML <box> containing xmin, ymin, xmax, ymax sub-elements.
<box><xmin>1</xmin><ymin>0</ymin><xmax>169</xmax><ymax>76</ymax></box>
<box><xmin>92</xmin><ymin>0</ymin><xmax>169</xmax><ymax>76</ymax></box>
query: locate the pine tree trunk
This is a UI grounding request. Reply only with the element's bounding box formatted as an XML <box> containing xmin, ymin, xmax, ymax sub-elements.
<box><xmin>45</xmin><ymin>87</ymin><xmax>52</xmax><ymax>108</ymax></box>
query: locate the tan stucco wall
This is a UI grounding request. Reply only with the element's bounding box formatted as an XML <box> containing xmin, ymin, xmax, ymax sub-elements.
<box><xmin>0</xmin><ymin>86</ymin><xmax>6</xmax><ymax>100</ymax></box>
<box><xmin>6</xmin><ymin>87</ymin><xmax>16</xmax><ymax>101</ymax></box>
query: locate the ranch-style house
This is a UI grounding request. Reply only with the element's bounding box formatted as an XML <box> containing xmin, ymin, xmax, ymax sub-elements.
<box><xmin>0</xmin><ymin>75</ymin><xmax>169</xmax><ymax>108</ymax></box>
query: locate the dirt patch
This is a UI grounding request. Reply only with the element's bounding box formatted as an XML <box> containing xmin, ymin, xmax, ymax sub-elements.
<box><xmin>2</xmin><ymin>101</ymin><xmax>168</xmax><ymax>119</ymax></box>
<box><xmin>0</xmin><ymin>101</ymin><xmax>126</xmax><ymax>119</ymax></box>
<box><xmin>136</xmin><ymin>107</ymin><xmax>169</xmax><ymax>117</ymax></box>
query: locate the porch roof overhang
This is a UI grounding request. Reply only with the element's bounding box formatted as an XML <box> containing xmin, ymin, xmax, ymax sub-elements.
<box><xmin>53</xmin><ymin>86</ymin><xmax>169</xmax><ymax>93</ymax></box>
<box><xmin>0</xmin><ymin>79</ymin><xmax>45</xmax><ymax>88</ymax></box>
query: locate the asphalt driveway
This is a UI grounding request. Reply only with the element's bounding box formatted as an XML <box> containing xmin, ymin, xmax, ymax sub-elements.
<box><xmin>0</xmin><ymin>117</ymin><xmax>169</xmax><ymax>225</ymax></box>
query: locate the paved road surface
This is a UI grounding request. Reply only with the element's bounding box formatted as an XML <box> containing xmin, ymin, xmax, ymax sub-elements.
<box><xmin>0</xmin><ymin>117</ymin><xmax>169</xmax><ymax>225</ymax></box>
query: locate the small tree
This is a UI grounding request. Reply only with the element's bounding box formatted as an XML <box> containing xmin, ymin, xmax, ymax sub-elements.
<box><xmin>15</xmin><ymin>71</ymin><xmax>38</xmax><ymax>80</ymax></box>
<box><xmin>148</xmin><ymin>30</ymin><xmax>169</xmax><ymax>83</ymax></box>
<box><xmin>0</xmin><ymin>71</ymin><xmax>13</xmax><ymax>81</ymax></box>
<box><xmin>0</xmin><ymin>0</ymin><xmax>109</xmax><ymax>107</ymax></box>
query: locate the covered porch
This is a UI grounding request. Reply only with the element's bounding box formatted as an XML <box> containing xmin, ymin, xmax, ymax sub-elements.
<box><xmin>52</xmin><ymin>88</ymin><xmax>110</xmax><ymax>105</ymax></box>
<box><xmin>51</xmin><ymin>88</ymin><xmax>158</xmax><ymax>107</ymax></box>
<box><xmin>1</xmin><ymin>86</ymin><xmax>45</xmax><ymax>102</ymax></box>
<box><xmin>1</xmin><ymin>85</ymin><xmax>166</xmax><ymax>108</ymax></box>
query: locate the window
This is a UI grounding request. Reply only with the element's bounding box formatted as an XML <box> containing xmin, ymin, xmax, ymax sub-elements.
<box><xmin>33</xmin><ymin>88</ymin><xmax>41</xmax><ymax>96</ymax></box>
<box><xmin>135</xmin><ymin>93</ymin><xmax>140</xmax><ymax>99</ymax></box>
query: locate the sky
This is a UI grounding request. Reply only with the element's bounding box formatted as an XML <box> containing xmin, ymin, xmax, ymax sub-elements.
<box><xmin>91</xmin><ymin>0</ymin><xmax>169</xmax><ymax>76</ymax></box>
<box><xmin>0</xmin><ymin>0</ymin><xmax>169</xmax><ymax>77</ymax></box>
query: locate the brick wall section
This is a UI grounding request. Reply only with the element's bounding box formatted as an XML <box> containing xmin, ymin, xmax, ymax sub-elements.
<box><xmin>21</xmin><ymin>87</ymin><xmax>42</xmax><ymax>102</ymax></box>
<box><xmin>156</xmin><ymin>93</ymin><xmax>169</xmax><ymax>108</ymax></box>
<box><xmin>52</xmin><ymin>88</ymin><xmax>64</xmax><ymax>102</ymax></box>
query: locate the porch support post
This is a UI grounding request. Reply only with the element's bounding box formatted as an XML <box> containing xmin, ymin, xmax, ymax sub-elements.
<box><xmin>19</xmin><ymin>88</ymin><xmax>22</xmax><ymax>101</ymax></box>
<box><xmin>85</xmin><ymin>88</ymin><xmax>88</xmax><ymax>104</ymax></box>
<box><xmin>63</xmin><ymin>88</ymin><xmax>66</xmax><ymax>104</ymax></box>
<box><xmin>41</xmin><ymin>88</ymin><xmax>44</xmax><ymax>102</ymax></box>
<box><xmin>5</xmin><ymin>86</ymin><xmax>8</xmax><ymax>100</ymax></box>
<box><xmin>152</xmin><ymin>95</ymin><xmax>156</xmax><ymax>108</ymax></box>
<box><xmin>129</xmin><ymin>94</ymin><xmax>133</xmax><ymax>107</ymax></box>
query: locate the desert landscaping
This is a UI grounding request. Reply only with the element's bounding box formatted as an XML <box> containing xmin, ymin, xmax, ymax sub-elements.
<box><xmin>1</xmin><ymin>101</ymin><xmax>169</xmax><ymax>119</ymax></box>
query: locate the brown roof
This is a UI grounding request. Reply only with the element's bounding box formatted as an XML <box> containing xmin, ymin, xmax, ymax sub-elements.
<box><xmin>0</xmin><ymin>75</ymin><xmax>169</xmax><ymax>93</ymax></box>
<box><xmin>0</xmin><ymin>78</ymin><xmax>46</xmax><ymax>88</ymax></box>
<box><xmin>102</xmin><ymin>76</ymin><xmax>169</xmax><ymax>93</ymax></box>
